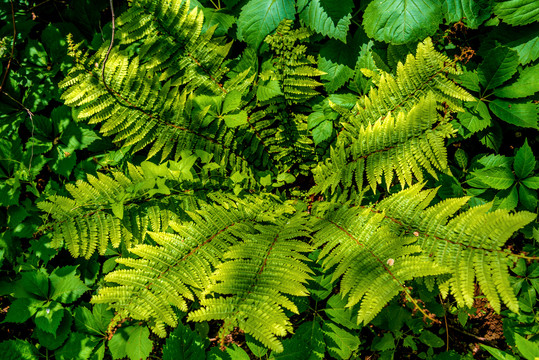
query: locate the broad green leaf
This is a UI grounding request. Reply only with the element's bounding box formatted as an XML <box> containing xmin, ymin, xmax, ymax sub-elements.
<box><xmin>487</xmin><ymin>24</ymin><xmax>539</xmax><ymax>65</ymax></box>
<box><xmin>318</xmin><ymin>40</ymin><xmax>356</xmax><ymax>92</ymax></box>
<box><xmin>322</xmin><ymin>322</ymin><xmax>360</xmax><ymax>359</ymax></box>
<box><xmin>16</xmin><ymin>271</ymin><xmax>49</xmax><ymax>300</ymax></box>
<box><xmin>514</xmin><ymin>333</ymin><xmax>539</xmax><ymax>360</ymax></box>
<box><xmin>493</xmin><ymin>64</ymin><xmax>539</xmax><ymax>98</ymax></box>
<box><xmin>478</xmin><ymin>47</ymin><xmax>519</xmax><ymax>90</ymax></box>
<box><xmin>222</xmin><ymin>90</ymin><xmax>242</xmax><ymax>114</ymax></box>
<box><xmin>245</xmin><ymin>334</ymin><xmax>268</xmax><ymax>357</ymax></box>
<box><xmin>495</xmin><ymin>185</ymin><xmax>519</xmax><ymax>210</ymax></box>
<box><xmin>49</xmin><ymin>266</ymin><xmax>89</xmax><ymax>304</ymax></box>
<box><xmin>226</xmin><ymin>344</ymin><xmax>250</xmax><ymax>360</ymax></box>
<box><xmin>125</xmin><ymin>326</ymin><xmax>153</xmax><ymax>360</ymax></box>
<box><xmin>418</xmin><ymin>330</ymin><xmax>445</xmax><ymax>348</ymax></box>
<box><xmin>519</xmin><ymin>185</ymin><xmax>537</xmax><ymax>211</ymax></box>
<box><xmin>371</xmin><ymin>332</ymin><xmax>395</xmax><ymax>351</ymax></box>
<box><xmin>363</xmin><ymin>0</ymin><xmax>443</xmax><ymax>45</ymax></box>
<box><xmin>459</xmin><ymin>100</ymin><xmax>491</xmax><ymax>133</ymax></box>
<box><xmin>272</xmin><ymin>320</ymin><xmax>325</xmax><ymax>359</ymax></box>
<box><xmin>162</xmin><ymin>323</ymin><xmax>206</xmax><ymax>360</ymax></box>
<box><xmin>223</xmin><ymin>111</ymin><xmax>248</xmax><ymax>127</ymax></box>
<box><xmin>514</xmin><ymin>139</ymin><xmax>536</xmax><ymax>179</ymax></box>
<box><xmin>74</xmin><ymin>304</ymin><xmax>113</xmax><ymax>336</ymax></box>
<box><xmin>202</xmin><ymin>8</ymin><xmax>235</xmax><ymax>37</ymax></box>
<box><xmin>3</xmin><ymin>298</ymin><xmax>43</xmax><ymax>323</ymax></box>
<box><xmin>454</xmin><ymin>149</ymin><xmax>468</xmax><ymax>169</ymax></box>
<box><xmin>481</xmin><ymin>344</ymin><xmax>518</xmax><ymax>360</ymax></box>
<box><xmin>237</xmin><ymin>0</ymin><xmax>295</xmax><ymax>48</ymax></box>
<box><xmin>55</xmin><ymin>332</ymin><xmax>98</xmax><ymax>360</ymax></box>
<box><xmin>312</xmin><ymin>121</ymin><xmax>333</xmax><ymax>145</ymax></box>
<box><xmin>0</xmin><ymin>339</ymin><xmax>39</xmax><ymax>360</ymax></box>
<box><xmin>324</xmin><ymin>295</ymin><xmax>360</xmax><ymax>330</ymax></box>
<box><xmin>522</xmin><ymin>176</ymin><xmax>539</xmax><ymax>189</ymax></box>
<box><xmin>34</xmin><ymin>302</ymin><xmax>64</xmax><ymax>335</ymax></box>
<box><xmin>456</xmin><ymin>69</ymin><xmax>481</xmax><ymax>92</ymax></box>
<box><xmin>257</xmin><ymin>80</ymin><xmax>283</xmax><ymax>102</ymax></box>
<box><xmin>489</xmin><ymin>100</ymin><xmax>538</xmax><ymax>129</ymax></box>
<box><xmin>298</xmin><ymin>0</ymin><xmax>352</xmax><ymax>42</ymax></box>
<box><xmin>34</xmin><ymin>312</ymin><xmax>72</xmax><ymax>350</ymax></box>
<box><xmin>109</xmin><ymin>327</ymin><xmax>130</xmax><ymax>360</ymax></box>
<box><xmin>442</xmin><ymin>0</ymin><xmax>492</xmax><ymax>28</ymax></box>
<box><xmin>471</xmin><ymin>166</ymin><xmax>515</xmax><ymax>190</ymax></box>
<box><xmin>494</xmin><ymin>0</ymin><xmax>539</xmax><ymax>26</ymax></box>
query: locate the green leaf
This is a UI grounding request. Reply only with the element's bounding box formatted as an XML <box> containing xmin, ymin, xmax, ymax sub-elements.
<box><xmin>494</xmin><ymin>0</ymin><xmax>539</xmax><ymax>26</ymax></box>
<box><xmin>514</xmin><ymin>333</ymin><xmax>539</xmax><ymax>360</ymax></box>
<box><xmin>49</xmin><ymin>266</ymin><xmax>89</xmax><ymax>304</ymax></box>
<box><xmin>3</xmin><ymin>298</ymin><xmax>43</xmax><ymax>323</ymax></box>
<box><xmin>514</xmin><ymin>139</ymin><xmax>536</xmax><ymax>179</ymax></box>
<box><xmin>110</xmin><ymin>202</ymin><xmax>124</xmax><ymax>220</ymax></box>
<box><xmin>0</xmin><ymin>339</ymin><xmax>39</xmax><ymax>360</ymax></box>
<box><xmin>222</xmin><ymin>90</ymin><xmax>242</xmax><ymax>114</ymax></box>
<box><xmin>74</xmin><ymin>304</ymin><xmax>113</xmax><ymax>336</ymax></box>
<box><xmin>162</xmin><ymin>323</ymin><xmax>206</xmax><ymax>360</ymax></box>
<box><xmin>322</xmin><ymin>322</ymin><xmax>360</xmax><ymax>359</ymax></box>
<box><xmin>481</xmin><ymin>344</ymin><xmax>518</xmax><ymax>360</ymax></box>
<box><xmin>494</xmin><ymin>64</ymin><xmax>539</xmax><ymax>98</ymax></box>
<box><xmin>478</xmin><ymin>47</ymin><xmax>519</xmax><ymax>90</ymax></box>
<box><xmin>312</xmin><ymin>120</ymin><xmax>333</xmax><ymax>145</ymax></box>
<box><xmin>202</xmin><ymin>8</ymin><xmax>235</xmax><ymax>37</ymax></box>
<box><xmin>318</xmin><ymin>40</ymin><xmax>356</xmax><ymax>92</ymax></box>
<box><xmin>34</xmin><ymin>302</ymin><xmax>64</xmax><ymax>335</ymax></box>
<box><xmin>459</xmin><ymin>100</ymin><xmax>492</xmax><ymax>133</ymax></box>
<box><xmin>363</xmin><ymin>0</ymin><xmax>443</xmax><ymax>44</ymax></box>
<box><xmin>495</xmin><ymin>185</ymin><xmax>519</xmax><ymax>210</ymax></box>
<box><xmin>489</xmin><ymin>100</ymin><xmax>538</xmax><ymax>129</ymax></box>
<box><xmin>298</xmin><ymin>0</ymin><xmax>352</xmax><ymax>42</ymax></box>
<box><xmin>471</xmin><ymin>166</ymin><xmax>515</xmax><ymax>190</ymax></box>
<box><xmin>442</xmin><ymin>0</ymin><xmax>492</xmax><ymax>28</ymax></box>
<box><xmin>125</xmin><ymin>326</ymin><xmax>153</xmax><ymax>360</ymax></box>
<box><xmin>371</xmin><ymin>332</ymin><xmax>395</xmax><ymax>351</ymax></box>
<box><xmin>16</xmin><ymin>271</ymin><xmax>49</xmax><ymax>300</ymax></box>
<box><xmin>34</xmin><ymin>311</ymin><xmax>72</xmax><ymax>350</ymax></box>
<box><xmin>272</xmin><ymin>320</ymin><xmax>325</xmax><ymax>359</ymax></box>
<box><xmin>226</xmin><ymin>344</ymin><xmax>250</xmax><ymax>360</ymax></box>
<box><xmin>55</xmin><ymin>332</ymin><xmax>98</xmax><ymax>360</ymax></box>
<box><xmin>522</xmin><ymin>176</ymin><xmax>539</xmax><ymax>189</ymax></box>
<box><xmin>223</xmin><ymin>111</ymin><xmax>248</xmax><ymax>127</ymax></box>
<box><xmin>109</xmin><ymin>327</ymin><xmax>130</xmax><ymax>360</ymax></box>
<box><xmin>257</xmin><ymin>80</ymin><xmax>283</xmax><ymax>102</ymax></box>
<box><xmin>324</xmin><ymin>295</ymin><xmax>360</xmax><ymax>330</ymax></box>
<box><xmin>519</xmin><ymin>185</ymin><xmax>537</xmax><ymax>211</ymax></box>
<box><xmin>245</xmin><ymin>334</ymin><xmax>268</xmax><ymax>357</ymax></box>
<box><xmin>418</xmin><ymin>330</ymin><xmax>445</xmax><ymax>348</ymax></box>
<box><xmin>454</xmin><ymin>149</ymin><xmax>468</xmax><ymax>169</ymax></box>
<box><xmin>237</xmin><ymin>0</ymin><xmax>296</xmax><ymax>48</ymax></box>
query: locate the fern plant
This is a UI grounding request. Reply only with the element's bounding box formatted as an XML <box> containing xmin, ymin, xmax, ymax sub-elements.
<box><xmin>38</xmin><ymin>0</ymin><xmax>537</xmax><ymax>355</ymax></box>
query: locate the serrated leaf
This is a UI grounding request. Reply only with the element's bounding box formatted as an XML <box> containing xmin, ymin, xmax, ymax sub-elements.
<box><xmin>322</xmin><ymin>322</ymin><xmax>360</xmax><ymax>359</ymax></box>
<box><xmin>125</xmin><ymin>326</ymin><xmax>152</xmax><ymax>360</ymax></box>
<box><xmin>222</xmin><ymin>90</ymin><xmax>242</xmax><ymax>114</ymax></box>
<box><xmin>34</xmin><ymin>302</ymin><xmax>64</xmax><ymax>335</ymax></box>
<box><xmin>495</xmin><ymin>185</ymin><xmax>519</xmax><ymax>210</ymax></box>
<box><xmin>74</xmin><ymin>304</ymin><xmax>113</xmax><ymax>336</ymax></box>
<box><xmin>16</xmin><ymin>271</ymin><xmax>49</xmax><ymax>300</ymax></box>
<box><xmin>514</xmin><ymin>139</ymin><xmax>536</xmax><ymax>179</ymax></box>
<box><xmin>0</xmin><ymin>339</ymin><xmax>39</xmax><ymax>360</ymax></box>
<box><xmin>522</xmin><ymin>176</ymin><xmax>539</xmax><ymax>189</ymax></box>
<box><xmin>471</xmin><ymin>166</ymin><xmax>515</xmax><ymax>190</ymax></box>
<box><xmin>312</xmin><ymin>120</ymin><xmax>333</xmax><ymax>145</ymax></box>
<box><xmin>478</xmin><ymin>47</ymin><xmax>519</xmax><ymax>90</ymax></box>
<box><xmin>3</xmin><ymin>298</ymin><xmax>43</xmax><ymax>323</ymax></box>
<box><xmin>202</xmin><ymin>8</ymin><xmax>235</xmax><ymax>37</ymax></box>
<box><xmin>298</xmin><ymin>0</ymin><xmax>352</xmax><ymax>42</ymax></box>
<box><xmin>49</xmin><ymin>266</ymin><xmax>89</xmax><ymax>304</ymax></box>
<box><xmin>519</xmin><ymin>185</ymin><xmax>537</xmax><ymax>211</ymax></box>
<box><xmin>494</xmin><ymin>0</ymin><xmax>539</xmax><ymax>26</ymax></box>
<box><xmin>237</xmin><ymin>0</ymin><xmax>295</xmax><ymax>48</ymax></box>
<box><xmin>443</xmin><ymin>0</ymin><xmax>492</xmax><ymax>28</ymax></box>
<box><xmin>363</xmin><ymin>0</ymin><xmax>443</xmax><ymax>45</ymax></box>
<box><xmin>489</xmin><ymin>100</ymin><xmax>538</xmax><ymax>129</ymax></box>
<box><xmin>318</xmin><ymin>40</ymin><xmax>356</xmax><ymax>92</ymax></box>
<box><xmin>514</xmin><ymin>333</ymin><xmax>539</xmax><ymax>360</ymax></box>
<box><xmin>324</xmin><ymin>295</ymin><xmax>360</xmax><ymax>330</ymax></box>
<box><xmin>162</xmin><ymin>323</ymin><xmax>205</xmax><ymax>360</ymax></box>
<box><xmin>454</xmin><ymin>149</ymin><xmax>468</xmax><ymax>169</ymax></box>
<box><xmin>273</xmin><ymin>320</ymin><xmax>325</xmax><ymax>360</ymax></box>
<box><xmin>245</xmin><ymin>334</ymin><xmax>268</xmax><ymax>357</ymax></box>
<box><xmin>419</xmin><ymin>330</ymin><xmax>445</xmax><ymax>348</ymax></box>
<box><xmin>459</xmin><ymin>100</ymin><xmax>492</xmax><ymax>133</ymax></box>
<box><xmin>34</xmin><ymin>311</ymin><xmax>72</xmax><ymax>350</ymax></box>
<box><xmin>223</xmin><ymin>111</ymin><xmax>248</xmax><ymax>127</ymax></box>
<box><xmin>55</xmin><ymin>332</ymin><xmax>98</xmax><ymax>360</ymax></box>
<box><xmin>493</xmin><ymin>64</ymin><xmax>539</xmax><ymax>98</ymax></box>
<box><xmin>226</xmin><ymin>344</ymin><xmax>250</xmax><ymax>360</ymax></box>
<box><xmin>257</xmin><ymin>80</ymin><xmax>283</xmax><ymax>102</ymax></box>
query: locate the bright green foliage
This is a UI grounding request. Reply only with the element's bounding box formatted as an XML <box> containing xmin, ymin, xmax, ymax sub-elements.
<box><xmin>4</xmin><ymin>0</ymin><xmax>534</xmax><ymax>358</ymax></box>
<box><xmin>375</xmin><ymin>184</ymin><xmax>536</xmax><ymax>311</ymax></box>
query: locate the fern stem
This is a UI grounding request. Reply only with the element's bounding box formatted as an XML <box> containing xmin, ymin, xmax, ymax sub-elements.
<box><xmin>101</xmin><ymin>0</ymin><xmax>116</xmax><ymax>94</ymax></box>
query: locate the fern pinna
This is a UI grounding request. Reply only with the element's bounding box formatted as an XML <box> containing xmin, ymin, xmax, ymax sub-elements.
<box><xmin>41</xmin><ymin>0</ymin><xmax>537</xmax><ymax>354</ymax></box>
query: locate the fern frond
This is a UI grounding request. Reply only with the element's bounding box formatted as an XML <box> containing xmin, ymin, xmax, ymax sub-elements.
<box><xmin>91</xmin><ymin>195</ymin><xmax>289</xmax><ymax>337</ymax></box>
<box><xmin>312</xmin><ymin>93</ymin><xmax>456</xmax><ymax>194</ymax></box>
<box><xmin>38</xmin><ymin>160</ymin><xmax>212</xmax><ymax>258</ymax></box>
<box><xmin>375</xmin><ymin>184</ymin><xmax>536</xmax><ymax>312</ymax></box>
<box><xmin>313</xmin><ymin>206</ymin><xmax>447</xmax><ymax>325</ymax></box>
<box><xmin>188</xmin><ymin>213</ymin><xmax>313</xmax><ymax>352</ymax></box>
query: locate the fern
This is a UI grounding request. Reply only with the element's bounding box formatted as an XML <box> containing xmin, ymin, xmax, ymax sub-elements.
<box><xmin>374</xmin><ymin>183</ymin><xmax>536</xmax><ymax>312</ymax></box>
